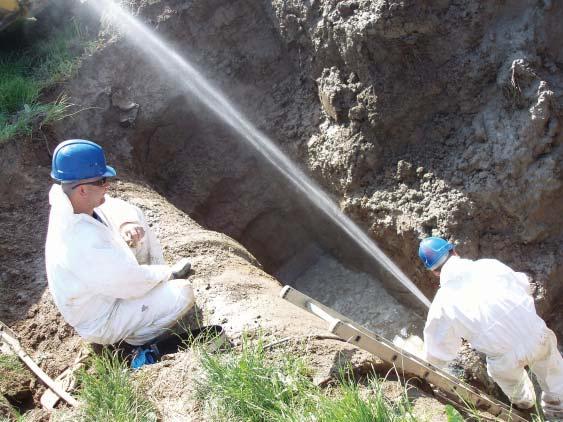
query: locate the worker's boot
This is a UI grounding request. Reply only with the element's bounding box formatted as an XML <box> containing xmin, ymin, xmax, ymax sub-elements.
<box><xmin>542</xmin><ymin>394</ymin><xmax>563</xmax><ymax>420</ymax></box>
<box><xmin>509</xmin><ymin>377</ymin><xmax>536</xmax><ymax>410</ymax></box>
<box><xmin>513</xmin><ymin>399</ymin><xmax>535</xmax><ymax>410</ymax></box>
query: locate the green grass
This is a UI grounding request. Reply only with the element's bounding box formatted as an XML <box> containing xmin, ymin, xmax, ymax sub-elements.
<box><xmin>316</xmin><ymin>375</ymin><xmax>417</xmax><ymax>422</ymax></box>
<box><xmin>445</xmin><ymin>404</ymin><xmax>464</xmax><ymax>422</ymax></box>
<box><xmin>0</xmin><ymin>75</ymin><xmax>40</xmax><ymax>114</ymax></box>
<box><xmin>0</xmin><ymin>353</ymin><xmax>23</xmax><ymax>373</ymax></box>
<box><xmin>77</xmin><ymin>349</ymin><xmax>158</xmax><ymax>422</ymax></box>
<box><xmin>195</xmin><ymin>337</ymin><xmax>553</xmax><ymax>422</ymax></box>
<box><xmin>0</xmin><ymin>96</ymin><xmax>72</xmax><ymax>140</ymax></box>
<box><xmin>33</xmin><ymin>22</ymin><xmax>87</xmax><ymax>85</ymax></box>
<box><xmin>196</xmin><ymin>338</ymin><xmax>420</xmax><ymax>422</ymax></box>
<box><xmin>0</xmin><ymin>354</ymin><xmax>28</xmax><ymax>421</ymax></box>
<box><xmin>0</xmin><ymin>21</ymin><xmax>89</xmax><ymax>143</ymax></box>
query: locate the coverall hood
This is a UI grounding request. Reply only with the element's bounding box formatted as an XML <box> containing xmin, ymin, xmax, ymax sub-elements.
<box><xmin>49</xmin><ymin>183</ymin><xmax>76</xmax><ymax>219</ymax></box>
<box><xmin>438</xmin><ymin>256</ymin><xmax>468</xmax><ymax>286</ymax></box>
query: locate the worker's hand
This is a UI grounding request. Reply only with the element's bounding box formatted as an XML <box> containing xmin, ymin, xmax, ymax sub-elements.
<box><xmin>393</xmin><ymin>335</ymin><xmax>425</xmax><ymax>359</ymax></box>
<box><xmin>516</xmin><ymin>272</ymin><xmax>535</xmax><ymax>296</ymax></box>
<box><xmin>120</xmin><ymin>222</ymin><xmax>145</xmax><ymax>247</ymax></box>
<box><xmin>171</xmin><ymin>258</ymin><xmax>191</xmax><ymax>279</ymax></box>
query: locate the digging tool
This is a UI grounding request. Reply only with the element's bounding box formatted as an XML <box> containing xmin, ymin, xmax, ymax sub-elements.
<box><xmin>280</xmin><ymin>286</ymin><xmax>529</xmax><ymax>422</ymax></box>
<box><xmin>0</xmin><ymin>321</ymin><xmax>78</xmax><ymax>407</ymax></box>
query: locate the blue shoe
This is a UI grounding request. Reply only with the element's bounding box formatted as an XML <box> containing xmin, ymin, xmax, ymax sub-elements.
<box><xmin>131</xmin><ymin>344</ymin><xmax>160</xmax><ymax>369</ymax></box>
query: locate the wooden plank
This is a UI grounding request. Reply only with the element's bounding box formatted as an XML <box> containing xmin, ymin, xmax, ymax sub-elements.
<box><xmin>0</xmin><ymin>321</ymin><xmax>78</xmax><ymax>407</ymax></box>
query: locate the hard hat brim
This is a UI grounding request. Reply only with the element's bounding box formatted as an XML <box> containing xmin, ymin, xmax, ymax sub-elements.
<box><xmin>50</xmin><ymin>165</ymin><xmax>116</xmax><ymax>182</ymax></box>
<box><xmin>102</xmin><ymin>165</ymin><xmax>117</xmax><ymax>178</ymax></box>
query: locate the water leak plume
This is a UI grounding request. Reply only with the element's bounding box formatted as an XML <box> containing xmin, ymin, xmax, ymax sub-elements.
<box><xmin>89</xmin><ymin>0</ymin><xmax>431</xmax><ymax>309</ymax></box>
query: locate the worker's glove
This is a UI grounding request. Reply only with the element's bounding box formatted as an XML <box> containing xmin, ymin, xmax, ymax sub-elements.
<box><xmin>516</xmin><ymin>272</ymin><xmax>535</xmax><ymax>296</ymax></box>
<box><xmin>393</xmin><ymin>335</ymin><xmax>424</xmax><ymax>360</ymax></box>
<box><xmin>120</xmin><ymin>222</ymin><xmax>145</xmax><ymax>247</ymax></box>
<box><xmin>171</xmin><ymin>258</ymin><xmax>191</xmax><ymax>279</ymax></box>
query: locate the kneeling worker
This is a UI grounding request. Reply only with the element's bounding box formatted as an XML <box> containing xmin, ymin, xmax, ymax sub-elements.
<box><xmin>419</xmin><ymin>237</ymin><xmax>563</xmax><ymax>418</ymax></box>
<box><xmin>45</xmin><ymin>139</ymin><xmax>195</xmax><ymax>346</ymax></box>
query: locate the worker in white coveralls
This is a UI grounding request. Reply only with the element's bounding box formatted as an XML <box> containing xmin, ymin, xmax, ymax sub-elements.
<box><xmin>418</xmin><ymin>236</ymin><xmax>563</xmax><ymax>418</ymax></box>
<box><xmin>45</xmin><ymin>139</ymin><xmax>195</xmax><ymax>346</ymax></box>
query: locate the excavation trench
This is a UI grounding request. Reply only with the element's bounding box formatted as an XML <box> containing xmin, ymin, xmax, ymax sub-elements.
<box><xmin>1</xmin><ymin>2</ymin><xmax>561</xmax><ymax>419</ymax></box>
<box><xmin>130</xmin><ymin>103</ymin><xmax>426</xmax><ymax>341</ymax></box>
<box><xmin>81</xmin><ymin>0</ymin><xmax>431</xmax><ymax>335</ymax></box>
<box><xmin>39</xmin><ymin>0</ymin><xmax>561</xmax><ymax>411</ymax></box>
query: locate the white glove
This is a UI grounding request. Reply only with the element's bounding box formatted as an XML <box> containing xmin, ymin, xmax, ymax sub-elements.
<box><xmin>393</xmin><ymin>335</ymin><xmax>425</xmax><ymax>359</ymax></box>
<box><xmin>516</xmin><ymin>272</ymin><xmax>535</xmax><ymax>296</ymax></box>
<box><xmin>170</xmin><ymin>258</ymin><xmax>191</xmax><ymax>279</ymax></box>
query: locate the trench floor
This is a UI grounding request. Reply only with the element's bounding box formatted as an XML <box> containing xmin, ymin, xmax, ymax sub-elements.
<box><xmin>277</xmin><ymin>250</ymin><xmax>425</xmax><ymax>341</ymax></box>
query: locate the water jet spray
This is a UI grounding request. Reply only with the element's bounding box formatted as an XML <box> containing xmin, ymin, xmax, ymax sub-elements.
<box><xmin>86</xmin><ymin>0</ymin><xmax>432</xmax><ymax>310</ymax></box>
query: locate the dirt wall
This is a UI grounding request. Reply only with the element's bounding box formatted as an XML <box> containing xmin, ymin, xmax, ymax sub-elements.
<box><xmin>56</xmin><ymin>0</ymin><xmax>562</xmax><ymax>322</ymax></box>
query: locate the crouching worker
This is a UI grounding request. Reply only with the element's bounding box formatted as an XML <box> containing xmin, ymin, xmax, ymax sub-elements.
<box><xmin>45</xmin><ymin>139</ymin><xmax>195</xmax><ymax>347</ymax></box>
<box><xmin>418</xmin><ymin>237</ymin><xmax>563</xmax><ymax>418</ymax></box>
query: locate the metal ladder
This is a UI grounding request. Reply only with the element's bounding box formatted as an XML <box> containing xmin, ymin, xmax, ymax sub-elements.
<box><xmin>280</xmin><ymin>286</ymin><xmax>528</xmax><ymax>422</ymax></box>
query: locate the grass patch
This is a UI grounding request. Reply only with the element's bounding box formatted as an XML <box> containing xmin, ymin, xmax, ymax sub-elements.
<box><xmin>0</xmin><ymin>75</ymin><xmax>40</xmax><ymax>114</ymax></box>
<box><xmin>0</xmin><ymin>353</ymin><xmax>33</xmax><ymax>395</ymax></box>
<box><xmin>0</xmin><ymin>354</ymin><xmax>32</xmax><ymax>421</ymax></box>
<box><xmin>0</xmin><ymin>21</ymin><xmax>89</xmax><ymax>143</ymax></box>
<box><xmin>196</xmin><ymin>338</ymin><xmax>419</xmax><ymax>422</ymax></box>
<box><xmin>77</xmin><ymin>349</ymin><xmax>157</xmax><ymax>422</ymax></box>
<box><xmin>0</xmin><ymin>354</ymin><xmax>23</xmax><ymax>373</ymax></box>
<box><xmin>0</xmin><ymin>95</ymin><xmax>72</xmax><ymax>141</ymax></box>
<box><xmin>316</xmin><ymin>375</ymin><xmax>416</xmax><ymax>422</ymax></box>
<box><xmin>445</xmin><ymin>404</ymin><xmax>464</xmax><ymax>422</ymax></box>
<box><xmin>33</xmin><ymin>21</ymin><xmax>90</xmax><ymax>85</ymax></box>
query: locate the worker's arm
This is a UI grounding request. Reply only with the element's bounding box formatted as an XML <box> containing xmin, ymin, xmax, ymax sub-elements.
<box><xmin>68</xmin><ymin>227</ymin><xmax>172</xmax><ymax>300</ymax></box>
<box><xmin>423</xmin><ymin>301</ymin><xmax>462</xmax><ymax>368</ymax></box>
<box><xmin>514</xmin><ymin>272</ymin><xmax>534</xmax><ymax>296</ymax></box>
<box><xmin>146</xmin><ymin>225</ymin><xmax>165</xmax><ymax>265</ymax></box>
<box><xmin>131</xmin><ymin>204</ymin><xmax>165</xmax><ymax>265</ymax></box>
<box><xmin>101</xmin><ymin>197</ymin><xmax>165</xmax><ymax>264</ymax></box>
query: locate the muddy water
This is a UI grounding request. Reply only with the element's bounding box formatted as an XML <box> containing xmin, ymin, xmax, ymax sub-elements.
<box><xmin>280</xmin><ymin>251</ymin><xmax>425</xmax><ymax>340</ymax></box>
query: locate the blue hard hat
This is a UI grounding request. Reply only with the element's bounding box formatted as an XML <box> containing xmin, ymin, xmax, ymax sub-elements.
<box><xmin>51</xmin><ymin>139</ymin><xmax>116</xmax><ymax>182</ymax></box>
<box><xmin>418</xmin><ymin>237</ymin><xmax>454</xmax><ymax>270</ymax></box>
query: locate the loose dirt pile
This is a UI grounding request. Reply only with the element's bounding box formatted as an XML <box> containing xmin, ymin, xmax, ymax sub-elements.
<box><xmin>291</xmin><ymin>253</ymin><xmax>424</xmax><ymax>340</ymax></box>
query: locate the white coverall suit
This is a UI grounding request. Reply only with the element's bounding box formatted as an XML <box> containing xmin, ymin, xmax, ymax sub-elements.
<box><xmin>423</xmin><ymin>256</ymin><xmax>563</xmax><ymax>413</ymax></box>
<box><xmin>45</xmin><ymin>185</ymin><xmax>195</xmax><ymax>346</ymax></box>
